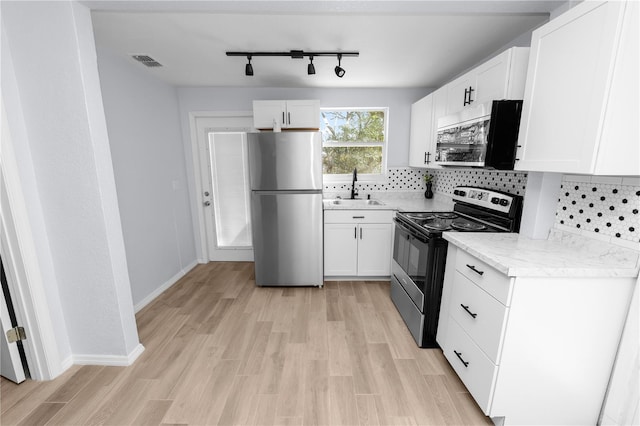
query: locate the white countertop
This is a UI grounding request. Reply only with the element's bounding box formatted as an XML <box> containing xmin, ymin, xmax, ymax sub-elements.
<box><xmin>323</xmin><ymin>191</ymin><xmax>453</xmax><ymax>212</ymax></box>
<box><xmin>443</xmin><ymin>229</ymin><xmax>640</xmax><ymax>278</ymax></box>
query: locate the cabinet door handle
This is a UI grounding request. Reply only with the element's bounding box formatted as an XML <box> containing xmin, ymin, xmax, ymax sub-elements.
<box><xmin>463</xmin><ymin>88</ymin><xmax>469</xmax><ymax>106</ymax></box>
<box><xmin>460</xmin><ymin>304</ymin><xmax>478</xmax><ymax>319</ymax></box>
<box><xmin>467</xmin><ymin>86</ymin><xmax>475</xmax><ymax>104</ymax></box>
<box><xmin>425</xmin><ymin>152</ymin><xmax>431</xmax><ymax>164</ymax></box>
<box><xmin>466</xmin><ymin>264</ymin><xmax>484</xmax><ymax>276</ymax></box>
<box><xmin>354</xmin><ymin>227</ymin><xmax>357</xmax><ymax>239</ymax></box>
<box><xmin>288</xmin><ymin>112</ymin><xmax>291</xmax><ymax>125</ymax></box>
<box><xmin>360</xmin><ymin>228</ymin><xmax>363</xmax><ymax>240</ymax></box>
<box><xmin>454</xmin><ymin>350</ymin><xmax>469</xmax><ymax>367</ymax></box>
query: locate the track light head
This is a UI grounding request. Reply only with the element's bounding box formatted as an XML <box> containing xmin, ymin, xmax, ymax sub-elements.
<box><xmin>334</xmin><ymin>54</ymin><xmax>345</xmax><ymax>78</ymax></box>
<box><xmin>307</xmin><ymin>57</ymin><xmax>315</xmax><ymax>75</ymax></box>
<box><xmin>245</xmin><ymin>56</ymin><xmax>254</xmax><ymax>76</ymax></box>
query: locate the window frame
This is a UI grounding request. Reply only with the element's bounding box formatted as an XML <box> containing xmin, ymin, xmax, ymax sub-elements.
<box><xmin>320</xmin><ymin>107</ymin><xmax>389</xmax><ymax>183</ymax></box>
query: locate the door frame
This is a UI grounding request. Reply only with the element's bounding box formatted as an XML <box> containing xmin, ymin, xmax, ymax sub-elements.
<box><xmin>188</xmin><ymin>111</ymin><xmax>254</xmax><ymax>262</ymax></box>
<box><xmin>0</xmin><ymin>100</ymin><xmax>60</xmax><ymax>381</ymax></box>
<box><xmin>1</xmin><ymin>255</ymin><xmax>27</xmax><ymax>384</ymax></box>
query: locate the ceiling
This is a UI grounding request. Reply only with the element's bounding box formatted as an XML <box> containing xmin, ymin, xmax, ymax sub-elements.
<box><xmin>88</xmin><ymin>1</ymin><xmax>562</xmax><ymax>89</ymax></box>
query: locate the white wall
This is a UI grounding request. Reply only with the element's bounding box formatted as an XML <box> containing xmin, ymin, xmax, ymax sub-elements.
<box><xmin>96</xmin><ymin>45</ymin><xmax>196</xmax><ymax>309</ymax></box>
<box><xmin>1</xmin><ymin>1</ymin><xmax>141</xmax><ymax>368</ymax></box>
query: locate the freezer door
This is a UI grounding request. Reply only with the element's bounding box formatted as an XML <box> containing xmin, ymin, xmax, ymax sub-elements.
<box><xmin>251</xmin><ymin>191</ymin><xmax>323</xmax><ymax>286</ymax></box>
<box><xmin>248</xmin><ymin>132</ymin><xmax>322</xmax><ymax>191</ymax></box>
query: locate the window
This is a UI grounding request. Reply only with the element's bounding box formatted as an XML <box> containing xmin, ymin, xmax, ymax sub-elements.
<box><xmin>320</xmin><ymin>108</ymin><xmax>388</xmax><ymax>181</ymax></box>
<box><xmin>208</xmin><ymin>131</ymin><xmax>252</xmax><ymax>248</ymax></box>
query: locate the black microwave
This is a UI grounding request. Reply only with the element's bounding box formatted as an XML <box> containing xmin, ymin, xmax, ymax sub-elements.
<box><xmin>435</xmin><ymin>100</ymin><xmax>523</xmax><ymax>170</ymax></box>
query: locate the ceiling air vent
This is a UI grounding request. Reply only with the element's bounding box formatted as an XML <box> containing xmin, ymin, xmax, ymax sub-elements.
<box><xmin>131</xmin><ymin>55</ymin><xmax>162</xmax><ymax>67</ymax></box>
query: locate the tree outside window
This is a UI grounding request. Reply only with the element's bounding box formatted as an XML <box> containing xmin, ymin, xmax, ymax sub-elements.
<box><xmin>320</xmin><ymin>108</ymin><xmax>387</xmax><ymax>179</ymax></box>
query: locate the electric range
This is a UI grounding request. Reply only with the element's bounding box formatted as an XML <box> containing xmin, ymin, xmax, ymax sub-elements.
<box><xmin>391</xmin><ymin>186</ymin><xmax>523</xmax><ymax>348</ymax></box>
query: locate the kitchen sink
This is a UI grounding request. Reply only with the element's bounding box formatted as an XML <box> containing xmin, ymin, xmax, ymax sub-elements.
<box><xmin>326</xmin><ymin>199</ymin><xmax>385</xmax><ymax>206</ymax></box>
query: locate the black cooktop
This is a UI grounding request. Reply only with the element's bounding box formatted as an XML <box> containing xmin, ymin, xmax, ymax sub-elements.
<box><xmin>396</xmin><ymin>211</ymin><xmax>504</xmax><ymax>236</ymax></box>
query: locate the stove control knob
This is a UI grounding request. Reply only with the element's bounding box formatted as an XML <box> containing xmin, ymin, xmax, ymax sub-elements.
<box><xmin>491</xmin><ymin>197</ymin><xmax>500</xmax><ymax>204</ymax></box>
<box><xmin>499</xmin><ymin>199</ymin><xmax>510</xmax><ymax>207</ymax></box>
<box><xmin>458</xmin><ymin>190</ymin><xmax>467</xmax><ymax>197</ymax></box>
<box><xmin>453</xmin><ymin>189</ymin><xmax>460</xmax><ymax>196</ymax></box>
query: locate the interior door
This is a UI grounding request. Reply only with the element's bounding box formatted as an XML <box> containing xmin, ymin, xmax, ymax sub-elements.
<box><xmin>1</xmin><ymin>258</ymin><xmax>26</xmax><ymax>384</ymax></box>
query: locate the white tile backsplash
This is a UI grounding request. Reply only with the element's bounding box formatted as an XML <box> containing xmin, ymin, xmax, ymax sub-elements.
<box><xmin>323</xmin><ymin>167</ymin><xmax>528</xmax><ymax>196</ymax></box>
<box><xmin>555</xmin><ymin>175</ymin><xmax>640</xmax><ymax>244</ymax></box>
<box><xmin>325</xmin><ymin>168</ymin><xmax>639</xmax><ymax>246</ymax></box>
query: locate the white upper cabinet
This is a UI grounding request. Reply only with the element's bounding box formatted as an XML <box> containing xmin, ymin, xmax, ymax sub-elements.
<box><xmin>409</xmin><ymin>47</ymin><xmax>526</xmax><ymax>169</ymax></box>
<box><xmin>408</xmin><ymin>87</ymin><xmax>447</xmax><ymax>168</ymax></box>
<box><xmin>515</xmin><ymin>1</ymin><xmax>639</xmax><ymax>175</ymax></box>
<box><xmin>445</xmin><ymin>47</ymin><xmax>529</xmax><ymax>115</ymax></box>
<box><xmin>409</xmin><ymin>95</ymin><xmax>433</xmax><ymax>168</ymax></box>
<box><xmin>253</xmin><ymin>100</ymin><xmax>320</xmax><ymax>129</ymax></box>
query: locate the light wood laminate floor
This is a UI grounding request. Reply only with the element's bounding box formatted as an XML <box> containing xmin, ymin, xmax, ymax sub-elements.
<box><xmin>1</xmin><ymin>262</ymin><xmax>492</xmax><ymax>425</ymax></box>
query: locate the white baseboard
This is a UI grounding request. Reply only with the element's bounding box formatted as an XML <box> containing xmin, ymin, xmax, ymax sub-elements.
<box><xmin>133</xmin><ymin>260</ymin><xmax>198</xmax><ymax>313</ymax></box>
<box><xmin>73</xmin><ymin>343</ymin><xmax>145</xmax><ymax>366</ymax></box>
<box><xmin>60</xmin><ymin>355</ymin><xmax>74</xmax><ymax>372</ymax></box>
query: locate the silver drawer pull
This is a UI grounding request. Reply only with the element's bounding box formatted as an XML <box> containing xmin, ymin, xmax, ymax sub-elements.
<box><xmin>454</xmin><ymin>350</ymin><xmax>469</xmax><ymax>367</ymax></box>
<box><xmin>352</xmin><ymin>216</ymin><xmax>365</xmax><ymax>219</ymax></box>
<box><xmin>466</xmin><ymin>264</ymin><xmax>484</xmax><ymax>276</ymax></box>
<box><xmin>460</xmin><ymin>304</ymin><xmax>477</xmax><ymax>319</ymax></box>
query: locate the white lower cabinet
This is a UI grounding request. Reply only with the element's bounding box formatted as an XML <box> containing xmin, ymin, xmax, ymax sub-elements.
<box><xmin>437</xmin><ymin>244</ymin><xmax>635</xmax><ymax>425</ymax></box>
<box><xmin>323</xmin><ymin>210</ymin><xmax>393</xmax><ymax>277</ymax></box>
<box><xmin>323</xmin><ymin>223</ymin><xmax>358</xmax><ymax>276</ymax></box>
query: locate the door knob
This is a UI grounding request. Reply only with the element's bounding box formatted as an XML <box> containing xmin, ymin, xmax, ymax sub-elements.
<box><xmin>204</xmin><ymin>201</ymin><xmax>211</xmax><ymax>206</ymax></box>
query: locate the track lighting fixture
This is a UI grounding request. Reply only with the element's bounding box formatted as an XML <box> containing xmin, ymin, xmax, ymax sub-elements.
<box><xmin>334</xmin><ymin>54</ymin><xmax>345</xmax><ymax>78</ymax></box>
<box><xmin>226</xmin><ymin>50</ymin><xmax>358</xmax><ymax>77</ymax></box>
<box><xmin>307</xmin><ymin>57</ymin><xmax>316</xmax><ymax>75</ymax></box>
<box><xmin>245</xmin><ymin>56</ymin><xmax>253</xmax><ymax>76</ymax></box>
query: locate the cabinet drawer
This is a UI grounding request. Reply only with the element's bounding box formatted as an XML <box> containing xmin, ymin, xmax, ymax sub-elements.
<box><xmin>450</xmin><ymin>272</ymin><xmax>508</xmax><ymax>363</ymax></box>
<box><xmin>323</xmin><ymin>209</ymin><xmax>393</xmax><ymax>224</ymax></box>
<box><xmin>456</xmin><ymin>250</ymin><xmax>512</xmax><ymax>305</ymax></box>
<box><xmin>444</xmin><ymin>319</ymin><xmax>498</xmax><ymax>414</ymax></box>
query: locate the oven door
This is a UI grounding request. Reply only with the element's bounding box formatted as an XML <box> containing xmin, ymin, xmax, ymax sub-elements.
<box><xmin>392</xmin><ymin>220</ymin><xmax>430</xmax><ymax>312</ymax></box>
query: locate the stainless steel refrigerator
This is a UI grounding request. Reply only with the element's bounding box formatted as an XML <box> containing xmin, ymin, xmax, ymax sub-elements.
<box><xmin>247</xmin><ymin>131</ymin><xmax>323</xmax><ymax>287</ymax></box>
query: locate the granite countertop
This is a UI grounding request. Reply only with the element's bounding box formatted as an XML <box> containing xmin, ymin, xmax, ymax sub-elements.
<box><xmin>323</xmin><ymin>191</ymin><xmax>453</xmax><ymax>212</ymax></box>
<box><xmin>443</xmin><ymin>229</ymin><xmax>640</xmax><ymax>278</ymax></box>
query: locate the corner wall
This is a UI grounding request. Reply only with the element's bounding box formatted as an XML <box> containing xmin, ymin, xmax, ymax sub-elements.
<box><xmin>96</xmin><ymin>45</ymin><xmax>196</xmax><ymax>310</ymax></box>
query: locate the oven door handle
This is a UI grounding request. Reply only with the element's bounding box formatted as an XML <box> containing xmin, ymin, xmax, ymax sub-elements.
<box><xmin>394</xmin><ymin>218</ymin><xmax>430</xmax><ymax>243</ymax></box>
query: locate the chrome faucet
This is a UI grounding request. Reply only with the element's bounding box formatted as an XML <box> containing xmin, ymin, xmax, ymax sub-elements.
<box><xmin>350</xmin><ymin>168</ymin><xmax>358</xmax><ymax>199</ymax></box>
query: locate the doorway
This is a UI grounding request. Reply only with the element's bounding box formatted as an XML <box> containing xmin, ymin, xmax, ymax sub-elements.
<box><xmin>190</xmin><ymin>113</ymin><xmax>255</xmax><ymax>262</ymax></box>
<box><xmin>1</xmin><ymin>256</ymin><xmax>29</xmax><ymax>383</ymax></box>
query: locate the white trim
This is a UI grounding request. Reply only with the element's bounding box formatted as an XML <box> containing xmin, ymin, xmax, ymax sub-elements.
<box><xmin>73</xmin><ymin>343</ymin><xmax>145</xmax><ymax>366</ymax></box>
<box><xmin>133</xmin><ymin>259</ymin><xmax>198</xmax><ymax>313</ymax></box>
<box><xmin>60</xmin><ymin>355</ymin><xmax>74</xmax><ymax>372</ymax></box>
<box><xmin>0</xmin><ymin>99</ymin><xmax>61</xmax><ymax>380</ymax></box>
